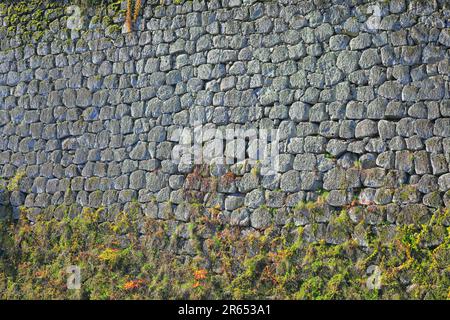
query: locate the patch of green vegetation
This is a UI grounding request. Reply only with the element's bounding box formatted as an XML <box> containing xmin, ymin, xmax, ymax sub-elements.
<box><xmin>6</xmin><ymin>169</ymin><xmax>26</xmax><ymax>192</ymax></box>
<box><xmin>1</xmin><ymin>0</ymin><xmax>124</xmax><ymax>44</ymax></box>
<box><xmin>0</xmin><ymin>203</ymin><xmax>448</xmax><ymax>300</ymax></box>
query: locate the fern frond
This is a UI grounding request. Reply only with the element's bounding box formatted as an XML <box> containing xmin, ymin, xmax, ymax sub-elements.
<box><xmin>133</xmin><ymin>0</ymin><xmax>142</xmax><ymax>22</ymax></box>
<box><xmin>125</xmin><ymin>0</ymin><xmax>133</xmax><ymax>33</ymax></box>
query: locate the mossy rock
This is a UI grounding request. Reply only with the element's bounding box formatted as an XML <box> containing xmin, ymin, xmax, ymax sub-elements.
<box><xmin>397</xmin><ymin>204</ymin><xmax>431</xmax><ymax>225</ymax></box>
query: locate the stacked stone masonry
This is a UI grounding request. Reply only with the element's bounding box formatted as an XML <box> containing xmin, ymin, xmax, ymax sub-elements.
<box><xmin>0</xmin><ymin>0</ymin><xmax>449</xmax><ymax>239</ymax></box>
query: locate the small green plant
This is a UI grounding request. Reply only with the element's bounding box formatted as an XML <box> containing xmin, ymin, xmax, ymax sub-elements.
<box><xmin>353</xmin><ymin>160</ymin><xmax>362</xmax><ymax>170</ymax></box>
<box><xmin>0</xmin><ymin>203</ymin><xmax>448</xmax><ymax>300</ymax></box>
<box><xmin>7</xmin><ymin>169</ymin><xmax>26</xmax><ymax>192</ymax></box>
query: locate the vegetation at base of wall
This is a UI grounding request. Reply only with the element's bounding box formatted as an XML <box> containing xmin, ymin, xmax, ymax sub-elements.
<box><xmin>0</xmin><ymin>204</ymin><xmax>449</xmax><ymax>300</ymax></box>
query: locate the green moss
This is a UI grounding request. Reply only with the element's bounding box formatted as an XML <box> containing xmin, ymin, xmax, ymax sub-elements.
<box><xmin>6</xmin><ymin>169</ymin><xmax>26</xmax><ymax>192</ymax></box>
<box><xmin>0</xmin><ymin>203</ymin><xmax>448</xmax><ymax>300</ymax></box>
<box><xmin>398</xmin><ymin>185</ymin><xmax>417</xmax><ymax>203</ymax></box>
<box><xmin>107</xmin><ymin>0</ymin><xmax>123</xmax><ymax>12</ymax></box>
<box><xmin>2</xmin><ymin>0</ymin><xmax>124</xmax><ymax>45</ymax></box>
<box><xmin>105</xmin><ymin>24</ymin><xmax>121</xmax><ymax>35</ymax></box>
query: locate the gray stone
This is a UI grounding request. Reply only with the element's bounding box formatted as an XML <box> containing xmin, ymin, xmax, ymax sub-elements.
<box><xmin>326</xmin><ymin>139</ymin><xmax>348</xmax><ymax>157</ymax></box>
<box><xmin>345</xmin><ymin>101</ymin><xmax>366</xmax><ymax>119</ymax></box>
<box><xmin>378</xmin><ymin>120</ymin><xmax>396</xmax><ymax>140</ymax></box>
<box><xmin>289</xmin><ymin>102</ymin><xmax>309</xmax><ymax>122</ymax></box>
<box><xmin>238</xmin><ymin>173</ymin><xmax>259</xmax><ymax>193</ymax></box>
<box><xmin>293</xmin><ymin>154</ymin><xmax>316</xmax><ymax>171</ymax></box>
<box><xmin>277</xmin><ymin>153</ymin><xmax>294</xmax><ymax>172</ymax></box>
<box><xmin>350</xmin><ymin>33</ymin><xmax>371</xmax><ymax>50</ymax></box>
<box><xmin>374</xmin><ymin>188</ymin><xmax>393</xmax><ymax>205</ymax></box>
<box><xmin>225</xmin><ymin>195</ymin><xmax>245</xmax><ymax>211</ymax></box>
<box><xmin>130</xmin><ymin>142</ymin><xmax>149</xmax><ymax>160</ymax></box>
<box><xmin>10</xmin><ymin>191</ymin><xmax>25</xmax><ymax>207</ymax></box>
<box><xmin>329</xmin><ymin>35</ymin><xmax>350</xmax><ymax>51</ymax></box>
<box><xmin>378</xmin><ymin>81</ymin><xmax>402</xmax><ymax>99</ymax></box>
<box><xmin>396</xmin><ymin>118</ymin><xmax>415</xmax><ymax>137</ymax></box>
<box><xmin>280</xmin><ymin>170</ymin><xmax>301</xmax><ymax>192</ymax></box>
<box><xmin>336</xmin><ymin>51</ymin><xmax>360</xmax><ymax>73</ymax></box>
<box><xmin>327</xmin><ymin>190</ymin><xmax>348</xmax><ymax>207</ymax></box>
<box><xmin>367</xmin><ymin>98</ymin><xmax>387</xmax><ymax>119</ymax></box>
<box><xmin>417</xmin><ymin>174</ymin><xmax>438</xmax><ymax>194</ymax></box>
<box><xmin>397</xmin><ymin>204</ymin><xmax>430</xmax><ymax>225</ymax></box>
<box><xmin>255</xmin><ymin>16</ymin><xmax>273</xmax><ymax>34</ymax></box>
<box><xmin>130</xmin><ymin>170</ymin><xmax>146</xmax><ymax>190</ymax></box>
<box><xmin>245</xmin><ymin>189</ymin><xmax>265</xmax><ymax>209</ymax></box>
<box><xmin>250</xmin><ymin>207</ymin><xmax>272</xmax><ymax>229</ymax></box>
<box><xmin>440</xmin><ymin>100</ymin><xmax>450</xmax><ymax>117</ymax></box>
<box><xmin>417</xmin><ymin>77</ymin><xmax>445</xmax><ymax>101</ymax></box>
<box><xmin>319</xmin><ymin>121</ymin><xmax>339</xmax><ymax>138</ymax></box>
<box><xmin>376</xmin><ymin>151</ymin><xmax>395</xmax><ymax>169</ymax></box>
<box><xmin>76</xmin><ymin>89</ymin><xmax>92</xmax><ymax>108</ymax></box>
<box><xmin>422</xmin><ymin>45</ymin><xmax>444</xmax><ymax>64</ymax></box>
<box><xmin>414</xmin><ymin>119</ymin><xmax>434</xmax><ymax>139</ymax></box>
<box><xmin>73</xmin><ymin>148</ymin><xmax>88</xmax><ymax>164</ymax></box>
<box><xmin>339</xmin><ymin>120</ymin><xmax>356</xmax><ymax>138</ymax></box>
<box><xmin>146</xmin><ymin>172</ymin><xmax>166</xmax><ymax>192</ymax></box>
<box><xmin>323</xmin><ymin>167</ymin><xmax>347</xmax><ymax>190</ymax></box>
<box><xmin>278</xmin><ymin>120</ymin><xmax>296</xmax><ymax>140</ymax></box>
<box><xmin>395</xmin><ymin>151</ymin><xmax>414</xmax><ymax>174</ymax></box>
<box><xmin>355</xmin><ymin>120</ymin><xmax>378</xmax><ymax>138</ymax></box>
<box><xmin>434</xmin><ymin>119</ymin><xmax>450</xmax><ymax>137</ymax></box>
<box><xmin>265</xmin><ymin>190</ymin><xmax>285</xmax><ymax>208</ymax></box>
<box><xmin>230</xmin><ymin>208</ymin><xmax>250</xmax><ymax>227</ymax></box>
<box><xmin>385</xmin><ymin>101</ymin><xmax>406</xmax><ymax>119</ymax></box>
<box><xmin>414</xmin><ymin>151</ymin><xmax>431</xmax><ymax>175</ymax></box>
<box><xmin>361</xmin><ymin>168</ymin><xmax>386</xmax><ymax>188</ymax></box>
<box><xmin>401</xmin><ymin>46</ymin><xmax>421</xmax><ymax>65</ymax></box>
<box><xmin>303</xmin><ymin>136</ymin><xmax>326</xmax><ymax>153</ymax></box>
<box><xmin>438</xmin><ymin>173</ymin><xmax>450</xmax><ymax>192</ymax></box>
<box><xmin>390</xmin><ymin>0</ymin><xmax>406</xmax><ymax>13</ymax></box>
<box><xmin>423</xmin><ymin>192</ymin><xmax>442</xmax><ymax>208</ymax></box>
<box><xmin>174</xmin><ymin>203</ymin><xmax>190</xmax><ymax>222</ymax></box>
<box><xmin>431</xmin><ymin>154</ymin><xmax>448</xmax><ymax>175</ymax></box>
<box><xmin>300</xmin><ymin>171</ymin><xmax>321</xmax><ymax>191</ymax></box>
<box><xmin>359</xmin><ymin>49</ymin><xmax>381</xmax><ymax>69</ymax></box>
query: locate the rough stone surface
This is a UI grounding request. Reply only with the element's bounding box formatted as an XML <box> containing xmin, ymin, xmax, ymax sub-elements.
<box><xmin>0</xmin><ymin>1</ymin><xmax>448</xmax><ymax>252</ymax></box>
<box><xmin>250</xmin><ymin>207</ymin><xmax>272</xmax><ymax>230</ymax></box>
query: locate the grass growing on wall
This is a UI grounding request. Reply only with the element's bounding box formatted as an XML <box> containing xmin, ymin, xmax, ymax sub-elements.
<box><xmin>0</xmin><ymin>0</ymin><xmax>125</xmax><ymax>42</ymax></box>
<box><xmin>0</xmin><ymin>204</ymin><xmax>449</xmax><ymax>299</ymax></box>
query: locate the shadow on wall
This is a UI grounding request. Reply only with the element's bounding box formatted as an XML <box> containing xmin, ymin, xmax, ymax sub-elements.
<box><xmin>0</xmin><ymin>203</ymin><xmax>15</xmax><ymax>220</ymax></box>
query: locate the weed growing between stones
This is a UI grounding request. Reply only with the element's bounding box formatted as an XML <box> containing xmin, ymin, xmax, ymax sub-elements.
<box><xmin>0</xmin><ymin>204</ymin><xmax>448</xmax><ymax>299</ymax></box>
<box><xmin>6</xmin><ymin>169</ymin><xmax>26</xmax><ymax>193</ymax></box>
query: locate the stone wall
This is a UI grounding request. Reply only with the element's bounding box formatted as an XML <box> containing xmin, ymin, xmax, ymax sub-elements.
<box><xmin>0</xmin><ymin>0</ymin><xmax>449</xmax><ymax>242</ymax></box>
